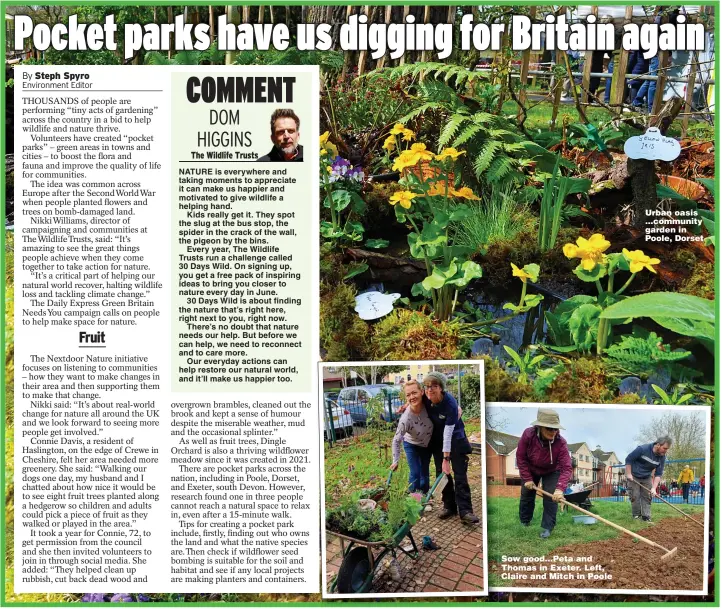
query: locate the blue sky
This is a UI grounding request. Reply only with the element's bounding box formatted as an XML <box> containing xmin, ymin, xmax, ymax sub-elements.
<box><xmin>486</xmin><ymin>404</ymin><xmax>707</xmax><ymax>461</ymax></box>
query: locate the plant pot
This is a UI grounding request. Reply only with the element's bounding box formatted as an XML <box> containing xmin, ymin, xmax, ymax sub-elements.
<box><xmin>658</xmin><ymin>175</ymin><xmax>706</xmax><ymax>201</ymax></box>
<box><xmin>403</xmin><ymin>160</ymin><xmax>454</xmax><ymax>188</ymax></box>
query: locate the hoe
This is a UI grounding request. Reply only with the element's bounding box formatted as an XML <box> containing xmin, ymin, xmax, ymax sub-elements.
<box><xmin>533</xmin><ymin>485</ymin><xmax>678</xmax><ymax>562</ymax></box>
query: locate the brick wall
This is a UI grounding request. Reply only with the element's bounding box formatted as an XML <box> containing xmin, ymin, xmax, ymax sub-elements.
<box><xmin>487</xmin><ymin>484</ymin><xmax>522</xmax><ymax>498</ymax></box>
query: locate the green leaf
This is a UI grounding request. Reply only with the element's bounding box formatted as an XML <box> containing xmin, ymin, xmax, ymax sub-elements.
<box><xmin>447</xmin><ymin>260</ymin><xmax>483</xmax><ymax>288</ymax></box>
<box><xmin>544</xmin><ymin>312</ymin><xmax>570</xmax><ymax>346</ymax></box>
<box><xmin>422</xmin><ymin>260</ymin><xmax>459</xmax><ymax>290</ymax></box>
<box><xmin>330</xmin><ymin>190</ymin><xmax>352</xmax><ymax>212</ymax></box>
<box><xmin>320</xmin><ymin>222</ymin><xmax>344</xmax><ymax>239</ymax></box>
<box><xmin>696</xmin><ymin>177</ymin><xmax>714</xmax><ymax>195</ymax></box>
<box><xmin>600</xmin><ymin>293</ymin><xmax>714</xmax><ymax>323</ymax></box>
<box><xmin>522</xmin><ymin>263</ymin><xmax>540</xmax><ymax>283</ymax></box>
<box><xmin>394</xmin><ymin>205</ymin><xmax>408</xmax><ymax>223</ymax></box>
<box><xmin>568</xmin><ymin>304</ymin><xmax>602</xmax><ymax>351</ymax></box>
<box><xmin>349</xmin><ymin>191</ymin><xmax>367</xmax><ymax>214</ymax></box>
<box><xmin>344</xmin><ymin>262</ymin><xmax>368</xmax><ymax>280</ymax></box>
<box><xmin>554</xmin><ymin>295</ymin><xmax>597</xmax><ymax>317</ymax></box>
<box><xmin>607</xmin><ymin>253</ymin><xmax>630</xmax><ymax>273</ymax></box>
<box><xmin>364</xmin><ymin>239</ymin><xmax>389</xmax><ymax>249</ymax></box>
<box><xmin>650</xmin><ymin>384</ymin><xmax>670</xmax><ymax>404</ymax></box>
<box><xmin>411</xmin><ymin>282</ymin><xmax>431</xmax><ymax>298</ymax></box>
<box><xmin>523</xmin><ymin>293</ymin><xmax>544</xmax><ymax>307</ymax></box>
<box><xmin>407</xmin><ymin>233</ymin><xmax>426</xmax><ymax>259</ymax></box>
<box><xmin>503</xmin><ymin>345</ymin><xmax>525</xmax><ymax>370</ymax></box>
<box><xmin>574</xmin><ymin>263</ymin><xmax>608</xmax><ymax>282</ymax></box>
<box><xmin>655</xmin><ymin>185</ymin><xmax>697</xmax><ymax>210</ymax></box>
<box><xmin>448</xmin><ymin>205</ymin><xmax>472</xmax><ymax>222</ymax></box>
<box><xmin>417</xmin><ymin>223</ymin><xmax>446</xmax><ymax>247</ymax></box>
<box><xmin>347</xmin><ymin>220</ymin><xmax>365</xmax><ymax>236</ymax></box>
<box><xmin>431</xmin><ymin>210</ymin><xmax>451</xmax><ymax>230</ymax></box>
<box><xmin>651</xmin><ymin>316</ymin><xmax>714</xmax><ymax>346</ymax></box>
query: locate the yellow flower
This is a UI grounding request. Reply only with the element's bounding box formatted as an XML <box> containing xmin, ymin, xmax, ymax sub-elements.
<box><xmin>319</xmin><ymin>131</ymin><xmax>338</xmax><ymax>158</ymax></box>
<box><xmin>451</xmin><ymin>186</ymin><xmax>479</xmax><ymax>200</ymax></box>
<box><xmin>401</xmin><ymin>128</ymin><xmax>415</xmax><ymax>142</ymax></box>
<box><xmin>563</xmin><ymin>234</ymin><xmax>611</xmax><ymax>271</ymax></box>
<box><xmin>623</xmin><ymin>248</ymin><xmax>660</xmax><ymax>274</ymax></box>
<box><xmin>426</xmin><ymin>181</ymin><xmax>448</xmax><ymax>197</ymax></box>
<box><xmin>409</xmin><ymin>143</ymin><xmax>435</xmax><ymax>161</ymax></box>
<box><xmin>389</xmin><ymin>190</ymin><xmax>418</xmax><ymax>209</ymax></box>
<box><xmin>382</xmin><ymin>135</ymin><xmax>396</xmax><ymax>152</ymax></box>
<box><xmin>436</xmin><ymin>147</ymin><xmax>465</xmax><ymax>162</ymax></box>
<box><xmin>392</xmin><ymin>150</ymin><xmax>419</xmax><ymax>172</ymax></box>
<box><xmin>390</xmin><ymin>123</ymin><xmax>411</xmax><ymax>137</ymax></box>
<box><xmin>511</xmin><ymin>263</ymin><xmax>533</xmax><ymax>283</ymax></box>
<box><xmin>391</xmin><ymin>143</ymin><xmax>434</xmax><ymax>171</ymax></box>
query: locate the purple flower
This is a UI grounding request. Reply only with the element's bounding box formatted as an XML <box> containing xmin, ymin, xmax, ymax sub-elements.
<box><xmin>328</xmin><ymin>156</ymin><xmax>364</xmax><ymax>183</ymax></box>
<box><xmin>82</xmin><ymin>594</ymin><xmax>108</xmax><ymax>603</ymax></box>
<box><xmin>110</xmin><ymin>594</ymin><xmax>134</xmax><ymax>603</ymax></box>
<box><xmin>137</xmin><ymin>595</ymin><xmax>150</xmax><ymax>603</ymax></box>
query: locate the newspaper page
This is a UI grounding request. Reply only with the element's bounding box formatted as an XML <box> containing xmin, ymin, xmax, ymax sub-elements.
<box><xmin>12</xmin><ymin>65</ymin><xmax>320</xmax><ymax>593</ymax></box>
<box><xmin>3</xmin><ymin>1</ymin><xmax>716</xmax><ymax>606</ymax></box>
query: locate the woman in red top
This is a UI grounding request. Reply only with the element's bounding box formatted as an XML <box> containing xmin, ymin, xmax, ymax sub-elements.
<box><xmin>516</xmin><ymin>408</ymin><xmax>573</xmax><ymax>538</ymax></box>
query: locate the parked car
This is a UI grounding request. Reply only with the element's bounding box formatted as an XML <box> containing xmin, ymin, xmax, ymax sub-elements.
<box><xmin>337</xmin><ymin>385</ymin><xmax>404</xmax><ymax>423</ymax></box>
<box><xmin>323</xmin><ymin>398</ymin><xmax>353</xmax><ymax>440</ymax></box>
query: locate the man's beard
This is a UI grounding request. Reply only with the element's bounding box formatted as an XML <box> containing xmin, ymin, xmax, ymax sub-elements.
<box><xmin>280</xmin><ymin>143</ymin><xmax>298</xmax><ymax>156</ymax></box>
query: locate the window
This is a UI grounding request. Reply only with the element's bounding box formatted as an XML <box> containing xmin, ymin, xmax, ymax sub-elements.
<box><xmin>395</xmin><ymin>376</ymin><xmax>402</xmax><ymax>384</ymax></box>
<box><xmin>417</xmin><ymin>373</ymin><xmax>424</xmax><ymax>382</ymax></box>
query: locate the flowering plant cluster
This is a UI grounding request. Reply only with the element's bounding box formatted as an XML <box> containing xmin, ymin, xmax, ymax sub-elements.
<box><xmin>319</xmin><ymin>131</ymin><xmax>369</xmax><ymax>250</ymax></box>
<box><xmin>385</xmin><ymin>127</ymin><xmax>483</xmax><ymax>321</ymax></box>
<box><xmin>542</xmin><ymin>233</ymin><xmax>662</xmax><ymax>354</ymax></box>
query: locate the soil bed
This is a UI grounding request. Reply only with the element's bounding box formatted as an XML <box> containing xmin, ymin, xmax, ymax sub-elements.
<box><xmin>490</xmin><ymin>516</ymin><xmax>705</xmax><ymax>591</ymax></box>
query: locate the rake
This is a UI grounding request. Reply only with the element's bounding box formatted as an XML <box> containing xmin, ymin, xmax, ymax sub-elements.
<box><xmin>533</xmin><ymin>485</ymin><xmax>678</xmax><ymax>562</ymax></box>
<box><xmin>627</xmin><ymin>477</ymin><xmax>705</xmax><ymax>530</ymax></box>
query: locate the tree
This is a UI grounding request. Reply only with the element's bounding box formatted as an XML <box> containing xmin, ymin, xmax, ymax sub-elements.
<box><xmin>635</xmin><ymin>411</ymin><xmax>706</xmax><ymax>478</ymax></box>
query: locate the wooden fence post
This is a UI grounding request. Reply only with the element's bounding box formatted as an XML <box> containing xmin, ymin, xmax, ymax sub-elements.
<box><xmin>610</xmin><ymin>6</ymin><xmax>634</xmax><ymax>107</ymax></box>
<box><xmin>517</xmin><ymin>7</ymin><xmax>536</xmax><ymax>123</ymax></box>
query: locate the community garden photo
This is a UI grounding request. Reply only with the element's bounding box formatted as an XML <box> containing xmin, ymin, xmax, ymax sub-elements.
<box><xmin>485</xmin><ymin>404</ymin><xmax>709</xmax><ymax>594</ymax></box>
<box><xmin>321</xmin><ymin>362</ymin><xmax>486</xmax><ymax>597</ymax></box>
<box><xmin>318</xmin><ymin>5</ymin><xmax>715</xmax><ymax>408</ymax></box>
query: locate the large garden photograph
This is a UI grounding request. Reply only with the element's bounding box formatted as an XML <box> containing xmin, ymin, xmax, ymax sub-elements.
<box><xmin>318</xmin><ymin>4</ymin><xmax>715</xmax><ymax>408</ymax></box>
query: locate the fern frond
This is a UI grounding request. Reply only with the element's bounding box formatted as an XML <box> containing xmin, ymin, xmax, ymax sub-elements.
<box><xmin>438</xmin><ymin>114</ymin><xmax>470</xmax><ymax>148</ymax></box>
<box><xmin>485</xmin><ymin>156</ymin><xmax>515</xmax><ymax>184</ymax></box>
<box><xmin>473</xmin><ymin>141</ymin><xmax>504</xmax><ymax>176</ymax></box>
<box><xmin>452</xmin><ymin>123</ymin><xmax>484</xmax><ymax>147</ymax></box>
<box><xmin>398</xmin><ymin>102</ymin><xmax>446</xmax><ymax>124</ymax></box>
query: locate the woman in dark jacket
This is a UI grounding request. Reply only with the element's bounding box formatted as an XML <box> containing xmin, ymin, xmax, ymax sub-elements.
<box><xmin>516</xmin><ymin>408</ymin><xmax>573</xmax><ymax>538</ymax></box>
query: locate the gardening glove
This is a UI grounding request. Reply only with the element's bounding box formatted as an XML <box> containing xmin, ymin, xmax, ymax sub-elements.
<box><xmin>390</xmin><ymin>462</ymin><xmax>398</xmax><ymax>472</ymax></box>
<box><xmin>524</xmin><ymin>481</ymin><xmax>535</xmax><ymax>491</ymax></box>
<box><xmin>552</xmin><ymin>489</ymin><xmax>564</xmax><ymax>503</ymax></box>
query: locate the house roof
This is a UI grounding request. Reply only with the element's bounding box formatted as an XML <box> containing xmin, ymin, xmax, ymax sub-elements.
<box><xmin>592</xmin><ymin>449</ymin><xmax>619</xmax><ymax>464</ymax></box>
<box><xmin>486</xmin><ymin>429</ymin><xmax>520</xmax><ymax>456</ymax></box>
<box><xmin>567</xmin><ymin>442</ymin><xmax>589</xmax><ymax>453</ymax></box>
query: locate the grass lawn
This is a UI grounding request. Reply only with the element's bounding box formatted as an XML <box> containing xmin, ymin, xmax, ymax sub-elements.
<box><xmin>500</xmin><ymin>99</ymin><xmax>714</xmax><ymax>141</ymax></box>
<box><xmin>487</xmin><ymin>495</ymin><xmax>703</xmax><ymax>563</ymax></box>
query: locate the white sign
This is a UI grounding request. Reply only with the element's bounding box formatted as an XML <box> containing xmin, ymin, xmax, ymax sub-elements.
<box><xmin>354</xmin><ymin>291</ymin><xmax>400</xmax><ymax>320</ymax></box>
<box><xmin>624</xmin><ymin>127</ymin><xmax>682</xmax><ymax>161</ymax></box>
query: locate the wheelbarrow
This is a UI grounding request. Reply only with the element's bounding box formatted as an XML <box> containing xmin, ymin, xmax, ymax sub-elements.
<box><xmin>327</xmin><ymin>473</ymin><xmax>446</xmax><ymax>594</ymax></box>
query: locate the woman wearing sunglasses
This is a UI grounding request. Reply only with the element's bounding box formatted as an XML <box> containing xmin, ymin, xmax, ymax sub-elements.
<box><xmin>516</xmin><ymin>408</ymin><xmax>573</xmax><ymax>538</ymax></box>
